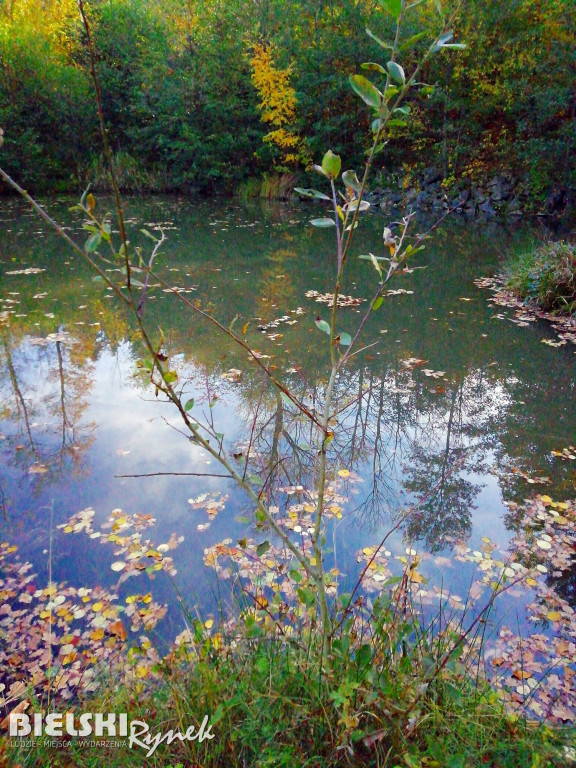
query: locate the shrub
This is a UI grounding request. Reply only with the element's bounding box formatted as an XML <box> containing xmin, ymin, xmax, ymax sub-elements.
<box><xmin>505</xmin><ymin>240</ymin><xmax>576</xmax><ymax>315</ymax></box>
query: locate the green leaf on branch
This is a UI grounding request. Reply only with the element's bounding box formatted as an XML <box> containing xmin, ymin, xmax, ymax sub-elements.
<box><xmin>315</xmin><ymin>317</ymin><xmax>331</xmax><ymax>335</ymax></box>
<box><xmin>346</xmin><ymin>199</ymin><xmax>370</xmax><ymax>212</ymax></box>
<box><xmin>342</xmin><ymin>170</ymin><xmax>362</xmax><ymax>192</ymax></box>
<box><xmin>420</xmin><ymin>85</ymin><xmax>436</xmax><ymax>97</ymax></box>
<box><xmin>377</xmin><ymin>0</ymin><xmax>402</xmax><ymax>20</ymax></box>
<box><xmin>433</xmin><ymin>30</ymin><xmax>456</xmax><ymax>51</ymax></box>
<box><xmin>349</xmin><ymin>75</ymin><xmax>382</xmax><ymax>109</ymax></box>
<box><xmin>339</xmin><ymin>332</ymin><xmax>352</xmax><ymax>346</ymax></box>
<box><xmin>163</xmin><ymin>370</ymin><xmax>178</xmax><ymax>384</ymax></box>
<box><xmin>248</xmin><ymin>474</ymin><xmax>264</xmax><ymax>486</ymax></box>
<box><xmin>388</xmin><ymin>118</ymin><xmax>408</xmax><ymax>127</ymax></box>
<box><xmin>401</xmin><ymin>31</ymin><xmax>428</xmax><ymax>51</ymax></box>
<box><xmin>140</xmin><ymin>228</ymin><xmax>159</xmax><ymax>242</ymax></box>
<box><xmin>387</xmin><ymin>61</ymin><xmax>406</xmax><ymax>84</ymax></box>
<box><xmin>294</xmin><ymin>187</ymin><xmax>331</xmax><ymax>201</ymax></box>
<box><xmin>256</xmin><ymin>541</ymin><xmax>271</xmax><ymax>557</ymax></box>
<box><xmin>101</xmin><ymin>222</ymin><xmax>111</xmax><ymax>242</ymax></box>
<box><xmin>321</xmin><ymin>149</ymin><xmax>341</xmax><ymax>179</ymax></box>
<box><xmin>310</xmin><ymin>218</ymin><xmax>336</xmax><ymax>228</ymax></box>
<box><xmin>84</xmin><ymin>232</ymin><xmax>102</xmax><ymax>253</ymax></box>
<box><xmin>361</xmin><ymin>61</ymin><xmax>386</xmax><ymax>74</ymax></box>
<box><xmin>373</xmin><ymin>296</ymin><xmax>384</xmax><ymax>310</ymax></box>
<box><xmin>365</xmin><ymin>27</ymin><xmax>394</xmax><ymax>50</ymax></box>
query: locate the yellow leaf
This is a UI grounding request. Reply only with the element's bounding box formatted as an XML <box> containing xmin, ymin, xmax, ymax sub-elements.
<box><xmin>547</xmin><ymin>611</ymin><xmax>562</xmax><ymax>622</ymax></box>
<box><xmin>204</xmin><ymin>619</ymin><xmax>214</xmax><ymax>629</ymax></box>
<box><xmin>338</xmin><ymin>469</ymin><xmax>350</xmax><ymax>478</ymax></box>
<box><xmin>92</xmin><ymin>602</ymin><xmax>103</xmax><ymax>612</ymax></box>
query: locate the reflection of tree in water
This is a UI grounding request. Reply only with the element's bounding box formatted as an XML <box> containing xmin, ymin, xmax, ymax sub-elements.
<box><xmin>0</xmin><ymin>324</ymin><xmax>97</xmax><ymax>508</ymax></box>
<box><xmin>203</xmin><ymin>358</ymin><xmax>494</xmax><ymax>553</ymax></box>
<box><xmin>400</xmin><ymin>374</ymin><xmax>492</xmax><ymax>551</ymax></box>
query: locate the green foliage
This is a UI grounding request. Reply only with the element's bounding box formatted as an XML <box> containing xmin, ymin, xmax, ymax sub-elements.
<box><xmin>0</xmin><ymin>23</ymin><xmax>94</xmax><ymax>189</ymax></box>
<box><xmin>10</xmin><ymin>627</ymin><xmax>574</xmax><ymax>767</ymax></box>
<box><xmin>505</xmin><ymin>240</ymin><xmax>576</xmax><ymax>314</ymax></box>
<box><xmin>1</xmin><ymin>0</ymin><xmax>574</xmax><ymax>198</ymax></box>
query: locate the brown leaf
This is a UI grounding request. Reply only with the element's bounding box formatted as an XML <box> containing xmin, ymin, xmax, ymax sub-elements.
<box><xmin>1</xmin><ymin>699</ymin><xmax>29</xmax><ymax>730</ymax></box>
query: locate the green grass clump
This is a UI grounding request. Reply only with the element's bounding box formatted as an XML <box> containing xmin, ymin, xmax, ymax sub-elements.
<box><xmin>505</xmin><ymin>240</ymin><xmax>576</xmax><ymax>314</ymax></box>
<box><xmin>5</xmin><ymin>629</ymin><xmax>574</xmax><ymax>768</ymax></box>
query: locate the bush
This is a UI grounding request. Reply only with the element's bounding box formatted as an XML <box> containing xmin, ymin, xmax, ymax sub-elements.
<box><xmin>505</xmin><ymin>240</ymin><xmax>576</xmax><ymax>315</ymax></box>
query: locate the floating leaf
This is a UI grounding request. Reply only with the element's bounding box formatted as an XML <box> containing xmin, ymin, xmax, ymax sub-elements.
<box><xmin>535</xmin><ymin>539</ymin><xmax>552</xmax><ymax>550</ymax></box>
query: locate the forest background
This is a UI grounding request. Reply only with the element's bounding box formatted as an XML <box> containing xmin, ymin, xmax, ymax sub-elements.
<box><xmin>0</xmin><ymin>0</ymin><xmax>574</xmax><ymax>208</ymax></box>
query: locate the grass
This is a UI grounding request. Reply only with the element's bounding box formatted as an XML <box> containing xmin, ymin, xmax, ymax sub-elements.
<box><xmin>85</xmin><ymin>151</ymin><xmax>173</xmax><ymax>193</ymax></box>
<box><xmin>505</xmin><ymin>240</ymin><xmax>576</xmax><ymax>314</ymax></box>
<box><xmin>4</xmin><ymin>618</ymin><xmax>574</xmax><ymax>768</ymax></box>
<box><xmin>236</xmin><ymin>173</ymin><xmax>299</xmax><ymax>201</ymax></box>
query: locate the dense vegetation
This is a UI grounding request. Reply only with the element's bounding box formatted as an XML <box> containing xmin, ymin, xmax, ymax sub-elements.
<box><xmin>505</xmin><ymin>240</ymin><xmax>576</xmax><ymax>314</ymax></box>
<box><xmin>0</xmin><ymin>0</ymin><xmax>574</xmax><ymax>204</ymax></box>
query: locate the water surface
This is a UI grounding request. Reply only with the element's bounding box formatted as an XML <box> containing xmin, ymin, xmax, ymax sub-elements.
<box><xmin>1</xmin><ymin>195</ymin><xmax>574</xmax><ymax>635</ymax></box>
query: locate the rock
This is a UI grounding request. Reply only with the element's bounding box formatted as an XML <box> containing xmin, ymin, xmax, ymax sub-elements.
<box><xmin>450</xmin><ymin>189</ymin><xmax>470</xmax><ymax>209</ymax></box>
<box><xmin>420</xmin><ymin>167</ymin><xmax>443</xmax><ymax>187</ymax></box>
<box><xmin>415</xmin><ymin>190</ymin><xmax>431</xmax><ymax>208</ymax></box>
<box><xmin>479</xmin><ymin>200</ymin><xmax>496</xmax><ymax>215</ymax></box>
<box><xmin>546</xmin><ymin>187</ymin><xmax>566</xmax><ymax>214</ymax></box>
<box><xmin>488</xmin><ymin>175</ymin><xmax>514</xmax><ymax>202</ymax></box>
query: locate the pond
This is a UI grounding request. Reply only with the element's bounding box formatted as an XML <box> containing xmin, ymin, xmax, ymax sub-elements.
<box><xmin>1</xmin><ymin>194</ymin><xmax>575</xmax><ymax>643</ymax></box>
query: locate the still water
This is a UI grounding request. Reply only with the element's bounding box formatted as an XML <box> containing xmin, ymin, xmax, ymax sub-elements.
<box><xmin>0</xmin><ymin>195</ymin><xmax>574</xmax><ymax>637</ymax></box>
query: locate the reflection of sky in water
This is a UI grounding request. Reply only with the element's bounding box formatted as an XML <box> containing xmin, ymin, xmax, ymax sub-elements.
<box><xmin>1</xmin><ymin>198</ymin><xmax>575</xmax><ymax>645</ymax></box>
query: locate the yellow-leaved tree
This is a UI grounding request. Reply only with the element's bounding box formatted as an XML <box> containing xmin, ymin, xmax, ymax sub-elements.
<box><xmin>250</xmin><ymin>43</ymin><xmax>311</xmax><ymax>171</ymax></box>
